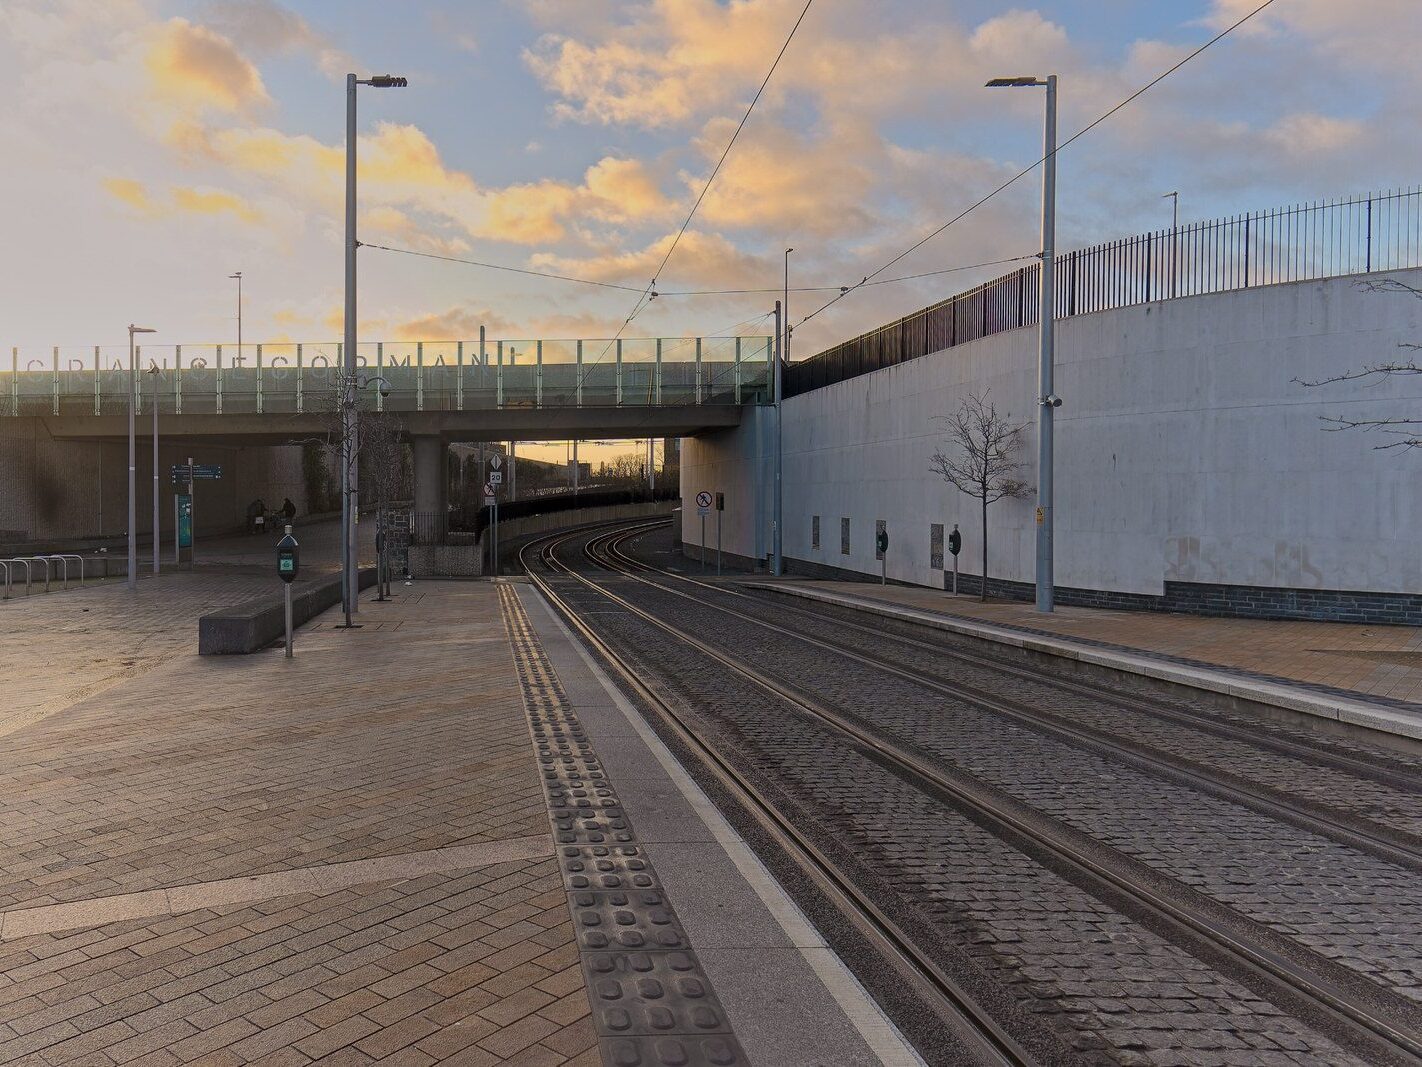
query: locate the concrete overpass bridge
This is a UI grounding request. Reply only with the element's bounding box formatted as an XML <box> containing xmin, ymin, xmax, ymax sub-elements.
<box><xmin>1</xmin><ymin>334</ymin><xmax>772</xmax><ymax>444</ymax></box>
<box><xmin>0</xmin><ymin>333</ymin><xmax>771</xmax><ymax>539</ymax></box>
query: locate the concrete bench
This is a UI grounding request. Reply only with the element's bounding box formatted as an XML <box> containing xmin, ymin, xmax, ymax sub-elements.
<box><xmin>198</xmin><ymin>567</ymin><xmax>377</xmax><ymax>655</ymax></box>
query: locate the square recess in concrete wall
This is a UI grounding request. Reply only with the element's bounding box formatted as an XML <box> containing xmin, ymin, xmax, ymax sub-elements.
<box><xmin>840</xmin><ymin>517</ymin><xmax>850</xmax><ymax>555</ymax></box>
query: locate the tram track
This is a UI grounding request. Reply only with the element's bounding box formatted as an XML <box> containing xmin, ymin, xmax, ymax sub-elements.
<box><xmin>520</xmin><ymin>527</ymin><xmax>1043</xmax><ymax>1066</ymax></box>
<box><xmin>524</xmin><ymin>520</ymin><xmax>1422</xmax><ymax>1065</ymax></box>
<box><xmin>596</xmin><ymin>523</ymin><xmax>1422</xmax><ymax>875</ymax></box>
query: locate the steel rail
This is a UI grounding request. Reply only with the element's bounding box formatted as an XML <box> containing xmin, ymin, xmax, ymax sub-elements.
<box><xmin>608</xmin><ymin>520</ymin><xmax>1421</xmax><ymax>795</ymax></box>
<box><xmin>567</xmin><ymin>523</ymin><xmax>1422</xmax><ymax>1065</ymax></box>
<box><xmin>519</xmin><ymin>529</ymin><xmax>1038</xmax><ymax>1067</ymax></box>
<box><xmin>597</xmin><ymin>526</ymin><xmax>1422</xmax><ymax>873</ymax></box>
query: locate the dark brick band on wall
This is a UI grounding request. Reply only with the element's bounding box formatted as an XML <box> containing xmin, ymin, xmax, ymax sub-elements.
<box><xmin>933</xmin><ymin>569</ymin><xmax>1422</xmax><ymax>626</ymax></box>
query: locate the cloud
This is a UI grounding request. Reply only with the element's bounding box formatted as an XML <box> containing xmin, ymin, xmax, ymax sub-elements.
<box><xmin>1263</xmin><ymin>113</ymin><xmax>1366</xmax><ymax>158</ymax></box>
<box><xmin>394</xmin><ymin>305</ymin><xmax>516</xmax><ymax>340</ymax></box>
<box><xmin>145</xmin><ymin>17</ymin><xmax>269</xmax><ymax>113</ymax></box>
<box><xmin>532</xmin><ymin>228</ymin><xmax>765</xmax><ymax>288</ymax></box>
<box><xmin>102</xmin><ymin>176</ymin><xmax>158</xmax><ymax>215</ymax></box>
<box><xmin>102</xmin><ymin>176</ymin><xmax>262</xmax><ymax>224</ymax></box>
<box><xmin>172</xmin><ymin>185</ymin><xmax>261</xmax><ymax>223</ymax></box>
<box><xmin>482</xmin><ymin>156</ymin><xmax>672</xmax><ymax>243</ymax></box>
<box><xmin>201</xmin><ymin>0</ymin><xmax>357</xmax><ymax>80</ymax></box>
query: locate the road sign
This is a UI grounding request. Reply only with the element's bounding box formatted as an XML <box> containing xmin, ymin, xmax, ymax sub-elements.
<box><xmin>483</xmin><ymin>482</ymin><xmax>494</xmax><ymax>498</ymax></box>
<box><xmin>483</xmin><ymin>496</ymin><xmax>495</xmax><ymax>507</ymax></box>
<box><xmin>695</xmin><ymin>491</ymin><xmax>712</xmax><ymax>509</ymax></box>
<box><xmin>490</xmin><ymin>471</ymin><xmax>503</xmax><ymax>485</ymax></box>
<box><xmin>171</xmin><ymin>464</ymin><xmax>221</xmax><ymax>481</ymax></box>
<box><xmin>489</xmin><ymin>454</ymin><xmax>503</xmax><ymax>470</ymax></box>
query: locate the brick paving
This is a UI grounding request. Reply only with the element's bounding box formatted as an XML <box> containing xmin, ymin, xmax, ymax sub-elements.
<box><xmin>0</xmin><ymin>581</ymin><xmax>599</xmax><ymax>1065</ymax></box>
<box><xmin>776</xmin><ymin>580</ymin><xmax>1422</xmax><ymax>704</ymax></box>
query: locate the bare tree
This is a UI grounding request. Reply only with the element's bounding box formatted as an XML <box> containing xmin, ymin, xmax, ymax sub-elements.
<box><xmin>929</xmin><ymin>391</ymin><xmax>1031</xmax><ymax>601</ymax></box>
<box><xmin>1294</xmin><ymin>278</ymin><xmax>1422</xmax><ymax>450</ymax></box>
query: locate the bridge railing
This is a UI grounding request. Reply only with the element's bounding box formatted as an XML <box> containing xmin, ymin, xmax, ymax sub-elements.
<box><xmin>0</xmin><ymin>335</ymin><xmax>774</xmax><ymax>417</ymax></box>
<box><xmin>787</xmin><ymin>185</ymin><xmax>1422</xmax><ymax>397</ymax></box>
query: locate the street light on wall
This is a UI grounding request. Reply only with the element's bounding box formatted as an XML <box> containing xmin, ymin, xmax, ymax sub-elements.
<box><xmin>342</xmin><ymin>72</ymin><xmax>408</xmax><ymax>623</ymax></box>
<box><xmin>988</xmin><ymin>73</ymin><xmax>1058</xmax><ymax>613</ymax></box>
<box><xmin>127</xmin><ymin>324</ymin><xmax>157</xmax><ymax>591</ymax></box>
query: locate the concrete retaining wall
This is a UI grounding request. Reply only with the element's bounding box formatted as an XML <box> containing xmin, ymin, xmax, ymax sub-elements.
<box><xmin>682</xmin><ymin>268</ymin><xmax>1422</xmax><ymax>621</ymax></box>
<box><xmin>198</xmin><ymin>567</ymin><xmax>377</xmax><ymax>655</ymax></box>
<box><xmin>0</xmin><ymin>418</ymin><xmax>319</xmax><ymax>544</ymax></box>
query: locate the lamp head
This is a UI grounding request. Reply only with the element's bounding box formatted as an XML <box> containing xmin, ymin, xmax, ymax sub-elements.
<box><xmin>367</xmin><ymin>75</ymin><xmax>408</xmax><ymax>88</ymax></box>
<box><xmin>986</xmin><ymin>76</ymin><xmax>1043</xmax><ymax>88</ymax></box>
<box><xmin>129</xmin><ymin>325</ymin><xmax>157</xmax><ymax>335</ymax></box>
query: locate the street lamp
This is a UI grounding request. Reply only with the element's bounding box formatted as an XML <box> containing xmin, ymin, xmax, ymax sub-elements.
<box><xmin>773</xmin><ymin>248</ymin><xmax>793</xmax><ymax>577</ymax></box>
<box><xmin>148</xmin><ymin>363</ymin><xmax>161</xmax><ymax>577</ymax></box>
<box><xmin>343</xmin><ymin>72</ymin><xmax>408</xmax><ymax>621</ymax></box>
<box><xmin>127</xmin><ymin>324</ymin><xmax>157</xmax><ymax>590</ymax></box>
<box><xmin>988</xmin><ymin>73</ymin><xmax>1058</xmax><ymax>613</ymax></box>
<box><xmin>229</xmin><ymin>272</ymin><xmax>242</xmax><ymax>359</ymax></box>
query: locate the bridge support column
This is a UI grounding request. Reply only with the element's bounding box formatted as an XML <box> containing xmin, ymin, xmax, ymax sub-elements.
<box><xmin>413</xmin><ymin>436</ymin><xmax>446</xmax><ymax>517</ymax></box>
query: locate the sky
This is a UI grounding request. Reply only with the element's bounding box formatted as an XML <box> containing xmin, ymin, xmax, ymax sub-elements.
<box><xmin>1</xmin><ymin>0</ymin><xmax>1418</xmax><ymax>366</ymax></box>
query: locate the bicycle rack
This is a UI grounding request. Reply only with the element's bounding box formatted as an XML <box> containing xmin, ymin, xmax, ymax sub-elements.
<box><xmin>1</xmin><ymin>559</ymin><xmax>33</xmax><ymax>597</ymax></box>
<box><xmin>46</xmin><ymin>554</ymin><xmax>85</xmax><ymax>590</ymax></box>
<box><xmin>0</xmin><ymin>560</ymin><xmax>9</xmax><ymax>599</ymax></box>
<box><xmin>25</xmin><ymin>557</ymin><xmax>52</xmax><ymax>593</ymax></box>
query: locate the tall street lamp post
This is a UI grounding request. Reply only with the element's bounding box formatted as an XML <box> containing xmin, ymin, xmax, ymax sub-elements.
<box><xmin>127</xmin><ymin>324</ymin><xmax>157</xmax><ymax>590</ymax></box>
<box><xmin>148</xmin><ymin>363</ymin><xmax>161</xmax><ymax>576</ymax></box>
<box><xmin>343</xmin><ymin>73</ymin><xmax>407</xmax><ymax>621</ymax></box>
<box><xmin>773</xmin><ymin>247</ymin><xmax>792</xmax><ymax>577</ymax></box>
<box><xmin>229</xmin><ymin>272</ymin><xmax>242</xmax><ymax>359</ymax></box>
<box><xmin>988</xmin><ymin>74</ymin><xmax>1058</xmax><ymax>613</ymax></box>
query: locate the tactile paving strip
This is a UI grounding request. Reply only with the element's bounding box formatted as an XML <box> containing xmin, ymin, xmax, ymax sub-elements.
<box><xmin>501</xmin><ymin>585</ymin><xmax>746</xmax><ymax>1067</ymax></box>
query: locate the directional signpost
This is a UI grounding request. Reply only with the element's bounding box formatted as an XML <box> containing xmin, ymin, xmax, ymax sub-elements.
<box><xmin>171</xmin><ymin>458</ymin><xmax>221</xmax><ymax>568</ymax></box>
<box><xmin>487</xmin><ymin>455</ymin><xmax>503</xmax><ymax>577</ymax></box>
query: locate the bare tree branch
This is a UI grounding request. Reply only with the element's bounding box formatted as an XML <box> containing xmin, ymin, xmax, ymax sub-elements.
<box><xmin>929</xmin><ymin>390</ymin><xmax>1031</xmax><ymax>601</ymax></box>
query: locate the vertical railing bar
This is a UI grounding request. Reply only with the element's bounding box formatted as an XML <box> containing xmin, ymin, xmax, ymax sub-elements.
<box><xmin>577</xmin><ymin>339</ymin><xmax>584</xmax><ymax>407</ymax></box>
<box><xmin>497</xmin><ymin>340</ymin><xmax>504</xmax><ymax>408</ymax></box>
<box><xmin>296</xmin><ymin>344</ymin><xmax>303</xmax><ymax>413</ymax></box>
<box><xmin>616</xmin><ymin>339</ymin><xmax>624</xmax><ymax>406</ymax></box>
<box><xmin>456</xmin><ymin>341</ymin><xmax>464</xmax><ymax>411</ymax></box>
<box><xmin>93</xmin><ymin>344</ymin><xmax>100</xmax><ymax>415</ymax></box>
<box><xmin>536</xmin><ymin>339</ymin><xmax>543</xmax><ymax>408</ymax></box>
<box><xmin>256</xmin><ymin>343</ymin><xmax>264</xmax><ymax>414</ymax></box>
<box><xmin>216</xmin><ymin>343</ymin><xmax>223</xmax><ymax>415</ymax></box>
<box><xmin>416</xmin><ymin>341</ymin><xmax>425</xmax><ymax>411</ymax></box>
<box><xmin>175</xmin><ymin>344</ymin><xmax>183</xmax><ymax>415</ymax></box>
<box><xmin>51</xmin><ymin>345</ymin><xmax>58</xmax><ymax>416</ymax></box>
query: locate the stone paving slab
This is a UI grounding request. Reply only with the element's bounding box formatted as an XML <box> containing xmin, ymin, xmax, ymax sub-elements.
<box><xmin>0</xmin><ymin>581</ymin><xmax>598</xmax><ymax>1065</ymax></box>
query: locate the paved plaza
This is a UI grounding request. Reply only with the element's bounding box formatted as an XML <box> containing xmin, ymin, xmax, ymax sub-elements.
<box><xmin>0</xmin><ymin>580</ymin><xmax>597</xmax><ymax>1066</ymax></box>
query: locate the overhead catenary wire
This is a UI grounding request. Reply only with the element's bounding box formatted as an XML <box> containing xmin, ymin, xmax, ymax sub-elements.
<box><xmin>793</xmin><ymin>0</ymin><xmax>1281</xmax><ymax>330</ymax></box>
<box><xmin>363</xmin><ymin>240</ymin><xmax>1035</xmax><ymax>299</ymax></box>
<box><xmin>581</xmin><ymin>0</ymin><xmax>815</xmax><ymax>378</ymax></box>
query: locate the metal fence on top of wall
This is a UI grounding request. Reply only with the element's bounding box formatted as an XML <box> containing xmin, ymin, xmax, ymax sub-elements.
<box><xmin>786</xmin><ymin>187</ymin><xmax>1422</xmax><ymax>398</ymax></box>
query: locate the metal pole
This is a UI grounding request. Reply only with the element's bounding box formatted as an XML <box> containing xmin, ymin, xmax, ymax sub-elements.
<box><xmin>1035</xmin><ymin>74</ymin><xmax>1058</xmax><ymax>614</ymax></box>
<box><xmin>649</xmin><ymin>438</ymin><xmax>655</xmax><ymax>496</ymax></box>
<box><xmin>189</xmin><ymin>456</ymin><xmax>195</xmax><ymax>566</ymax></box>
<box><xmin>127</xmin><ymin>328</ymin><xmax>137</xmax><ymax>590</ymax></box>
<box><xmin>341</xmin><ymin>72</ymin><xmax>357</xmax><ymax>625</ymax></box>
<box><xmin>772</xmin><ymin>301</ymin><xmax>783</xmax><ymax>576</ymax></box>
<box><xmin>716</xmin><ymin>509</ymin><xmax>722</xmax><ymax>576</ymax></box>
<box><xmin>151</xmin><ymin>367</ymin><xmax>159</xmax><ymax>576</ymax></box>
<box><xmin>700</xmin><ymin>514</ymin><xmax>706</xmax><ymax>574</ymax></box>
<box><xmin>284</xmin><ymin>582</ymin><xmax>293</xmax><ymax>658</ymax></box>
<box><xmin>573</xmin><ymin>440</ymin><xmax>579</xmax><ymax>495</ymax></box>
<box><xmin>509</xmin><ymin>441</ymin><xmax>517</xmax><ymax>501</ymax></box>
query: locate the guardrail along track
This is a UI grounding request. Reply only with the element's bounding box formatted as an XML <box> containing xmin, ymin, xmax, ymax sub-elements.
<box><xmin>527</xmin><ymin>520</ymin><xmax>1422</xmax><ymax>1066</ymax></box>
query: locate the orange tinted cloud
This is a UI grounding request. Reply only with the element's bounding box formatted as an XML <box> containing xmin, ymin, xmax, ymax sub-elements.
<box><xmin>173</xmin><ymin>186</ymin><xmax>261</xmax><ymax>222</ymax></box>
<box><xmin>102</xmin><ymin>177</ymin><xmax>158</xmax><ymax>215</ymax></box>
<box><xmin>146</xmin><ymin>18</ymin><xmax>269</xmax><ymax>114</ymax></box>
<box><xmin>481</xmin><ymin>157</ymin><xmax>671</xmax><ymax>244</ymax></box>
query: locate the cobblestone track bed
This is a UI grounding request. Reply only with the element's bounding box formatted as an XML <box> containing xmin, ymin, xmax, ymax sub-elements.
<box><xmin>604</xmin><ymin>530</ymin><xmax>1422</xmax><ymax>1010</ymax></box>
<box><xmin>749</xmin><ymin>585</ymin><xmax>1422</xmax><ymax>835</ymax></box>
<box><xmin>532</xmin><ymin>530</ymin><xmax>1380</xmax><ymax>1065</ymax></box>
